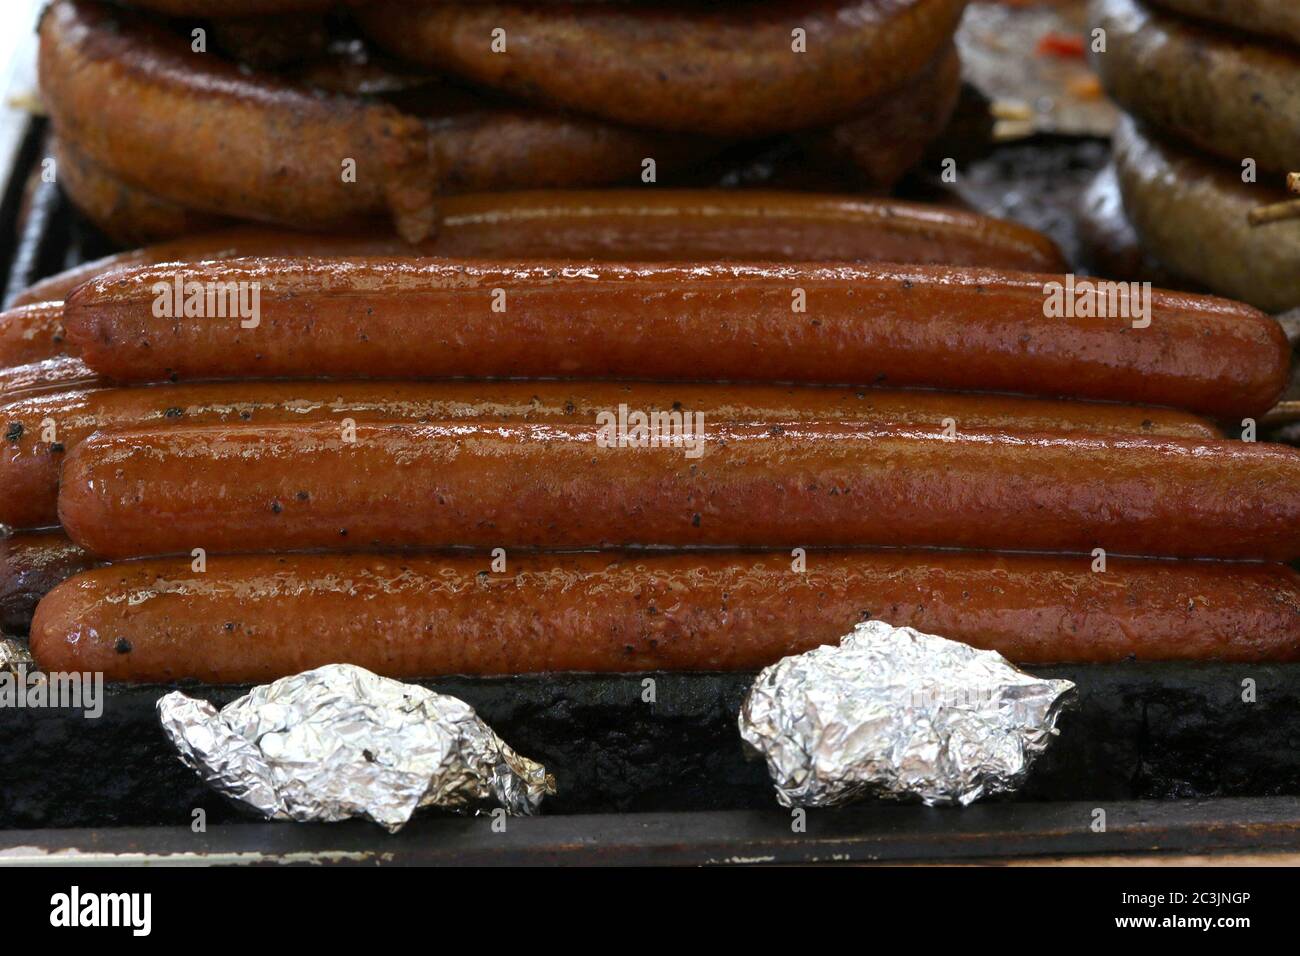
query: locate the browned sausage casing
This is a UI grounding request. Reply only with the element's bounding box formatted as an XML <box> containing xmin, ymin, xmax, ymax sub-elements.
<box><xmin>40</xmin><ymin>0</ymin><xmax>436</xmax><ymax>241</ymax></box>
<box><xmin>357</xmin><ymin>0</ymin><xmax>968</xmax><ymax>136</ymax></box>
<box><xmin>14</xmin><ymin>190</ymin><xmax>1064</xmax><ymax>308</ymax></box>
<box><xmin>63</xmin><ymin>258</ymin><xmax>1288</xmax><ymax>418</ymax></box>
<box><xmin>29</xmin><ymin>551</ymin><xmax>1300</xmax><ymax>683</ymax></box>
<box><xmin>0</xmin><ymin>380</ymin><xmax>1223</xmax><ymax>531</ymax></box>
<box><xmin>0</xmin><ymin>302</ymin><xmax>67</xmax><ymax>368</ymax></box>
<box><xmin>57</xmin><ymin>421</ymin><xmax>1300</xmax><ymax>561</ymax></box>
<box><xmin>1091</xmin><ymin>0</ymin><xmax>1300</xmax><ymax>176</ymax></box>
<box><xmin>0</xmin><ymin>357</ymin><xmax>99</xmax><ymax>402</ymax></box>
<box><xmin>53</xmin><ymin>137</ymin><xmax>232</xmax><ymax>246</ymax></box>
<box><xmin>0</xmin><ymin>530</ymin><xmax>95</xmax><ymax>634</ymax></box>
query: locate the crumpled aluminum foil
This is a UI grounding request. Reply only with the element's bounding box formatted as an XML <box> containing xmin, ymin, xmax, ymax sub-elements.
<box><xmin>739</xmin><ymin>621</ymin><xmax>1075</xmax><ymax>808</ymax></box>
<box><xmin>0</xmin><ymin>637</ymin><xmax>34</xmax><ymax>676</ymax></box>
<box><xmin>158</xmin><ymin>663</ymin><xmax>555</xmax><ymax>832</ymax></box>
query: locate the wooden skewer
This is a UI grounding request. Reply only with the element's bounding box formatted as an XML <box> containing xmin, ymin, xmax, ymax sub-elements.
<box><xmin>1249</xmin><ymin>173</ymin><xmax>1300</xmax><ymax>226</ymax></box>
<box><xmin>1248</xmin><ymin>198</ymin><xmax>1300</xmax><ymax>226</ymax></box>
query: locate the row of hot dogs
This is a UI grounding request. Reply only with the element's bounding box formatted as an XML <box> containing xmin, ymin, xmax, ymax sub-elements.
<box><xmin>7</xmin><ymin>0</ymin><xmax>1297</xmax><ymax>689</ymax></box>
<box><xmin>0</xmin><ymin>192</ymin><xmax>1084</xmax><ymax>645</ymax></box>
<box><xmin>2</xmin><ymin>240</ymin><xmax>1297</xmax><ymax>682</ymax></box>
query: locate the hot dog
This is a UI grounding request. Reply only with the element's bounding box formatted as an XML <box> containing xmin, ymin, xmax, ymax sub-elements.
<box><xmin>1091</xmin><ymin>0</ymin><xmax>1300</xmax><ymax>176</ymax></box>
<box><xmin>57</xmin><ymin>421</ymin><xmax>1300</xmax><ymax>561</ymax></box>
<box><xmin>414</xmin><ymin>192</ymin><xmax>1065</xmax><ymax>270</ymax></box>
<box><xmin>0</xmin><ymin>379</ymin><xmax>1223</xmax><ymax>531</ymax></box>
<box><xmin>0</xmin><ymin>530</ymin><xmax>95</xmax><ymax>634</ymax></box>
<box><xmin>356</xmin><ymin>0</ymin><xmax>968</xmax><ymax>136</ymax></box>
<box><xmin>0</xmin><ymin>302</ymin><xmax>67</xmax><ymax>369</ymax></box>
<box><xmin>0</xmin><ymin>358</ymin><xmax>99</xmax><ymax>402</ymax></box>
<box><xmin>64</xmin><ymin>258</ymin><xmax>1288</xmax><ymax>418</ymax></box>
<box><xmin>40</xmin><ymin>0</ymin><xmax>437</xmax><ymax>242</ymax></box>
<box><xmin>11</xmin><ymin>227</ymin><xmax>427</xmax><ymax>308</ymax></box>
<box><xmin>29</xmin><ymin>551</ymin><xmax>1300</xmax><ymax>683</ymax></box>
<box><xmin>13</xmin><ymin>192</ymin><xmax>1064</xmax><ymax>308</ymax></box>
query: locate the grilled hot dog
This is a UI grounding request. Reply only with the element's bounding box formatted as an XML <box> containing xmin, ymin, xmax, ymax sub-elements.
<box><xmin>64</xmin><ymin>258</ymin><xmax>1289</xmax><ymax>418</ymax></box>
<box><xmin>0</xmin><ymin>380</ymin><xmax>1223</xmax><ymax>531</ymax></box>
<box><xmin>13</xmin><ymin>191</ymin><xmax>1064</xmax><ymax>308</ymax></box>
<box><xmin>29</xmin><ymin>551</ymin><xmax>1300</xmax><ymax>683</ymax></box>
<box><xmin>0</xmin><ymin>302</ymin><xmax>67</xmax><ymax>369</ymax></box>
<box><xmin>57</xmin><ymin>421</ymin><xmax>1300</xmax><ymax>561</ymax></box>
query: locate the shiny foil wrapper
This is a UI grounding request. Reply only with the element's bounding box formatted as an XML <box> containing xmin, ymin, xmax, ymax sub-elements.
<box><xmin>158</xmin><ymin>664</ymin><xmax>555</xmax><ymax>832</ymax></box>
<box><xmin>0</xmin><ymin>638</ymin><xmax>34</xmax><ymax>676</ymax></box>
<box><xmin>739</xmin><ymin>621</ymin><xmax>1075</xmax><ymax>808</ymax></box>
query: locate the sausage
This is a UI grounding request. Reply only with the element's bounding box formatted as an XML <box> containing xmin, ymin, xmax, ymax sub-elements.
<box><xmin>29</xmin><ymin>551</ymin><xmax>1300</xmax><ymax>683</ymax></box>
<box><xmin>422</xmin><ymin>192</ymin><xmax>1065</xmax><ymax>270</ymax></box>
<box><xmin>40</xmin><ymin>1</ymin><xmax>719</xmax><ymax>242</ymax></box>
<box><xmin>1114</xmin><ymin>116</ymin><xmax>1300</xmax><ymax>314</ymax></box>
<box><xmin>57</xmin><ymin>420</ymin><xmax>1300</xmax><ymax>561</ymax></box>
<box><xmin>0</xmin><ymin>379</ymin><xmax>1223</xmax><ymax>531</ymax></box>
<box><xmin>14</xmin><ymin>192</ymin><xmax>1064</xmax><ymax>307</ymax></box>
<box><xmin>356</xmin><ymin>0</ymin><xmax>968</xmax><ymax>136</ymax></box>
<box><xmin>53</xmin><ymin>137</ymin><xmax>231</xmax><ymax>246</ymax></box>
<box><xmin>0</xmin><ymin>302</ymin><xmax>67</xmax><ymax>368</ymax></box>
<box><xmin>0</xmin><ymin>530</ymin><xmax>95</xmax><ymax>634</ymax></box>
<box><xmin>64</xmin><ymin>258</ymin><xmax>1288</xmax><ymax>418</ymax></box>
<box><xmin>1091</xmin><ymin>0</ymin><xmax>1300</xmax><ymax>176</ymax></box>
<box><xmin>807</xmin><ymin>43</ymin><xmax>962</xmax><ymax>190</ymax></box>
<box><xmin>1075</xmin><ymin>163</ymin><xmax>1190</xmax><ymax>291</ymax></box>
<box><xmin>11</xmin><ymin>227</ymin><xmax>427</xmax><ymax>308</ymax></box>
<box><xmin>0</xmin><ymin>358</ymin><xmax>100</xmax><ymax>402</ymax></box>
<box><xmin>40</xmin><ymin>0</ymin><xmax>437</xmax><ymax>242</ymax></box>
<box><xmin>1147</xmin><ymin>0</ymin><xmax>1300</xmax><ymax>49</ymax></box>
<box><xmin>423</xmin><ymin>109</ymin><xmax>715</xmax><ymax>199</ymax></box>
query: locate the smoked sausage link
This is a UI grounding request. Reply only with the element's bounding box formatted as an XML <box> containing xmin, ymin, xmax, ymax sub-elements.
<box><xmin>357</xmin><ymin>0</ymin><xmax>967</xmax><ymax>136</ymax></box>
<box><xmin>29</xmin><ymin>551</ymin><xmax>1300</xmax><ymax>683</ymax></box>
<box><xmin>57</xmin><ymin>421</ymin><xmax>1300</xmax><ymax>561</ymax></box>
<box><xmin>0</xmin><ymin>380</ymin><xmax>1223</xmax><ymax>531</ymax></box>
<box><xmin>63</xmin><ymin>258</ymin><xmax>1290</xmax><ymax>419</ymax></box>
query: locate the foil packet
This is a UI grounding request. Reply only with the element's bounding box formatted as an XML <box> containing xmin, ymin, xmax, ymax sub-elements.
<box><xmin>158</xmin><ymin>663</ymin><xmax>555</xmax><ymax>832</ymax></box>
<box><xmin>0</xmin><ymin>638</ymin><xmax>34</xmax><ymax>676</ymax></box>
<box><xmin>739</xmin><ymin>621</ymin><xmax>1075</xmax><ymax>808</ymax></box>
